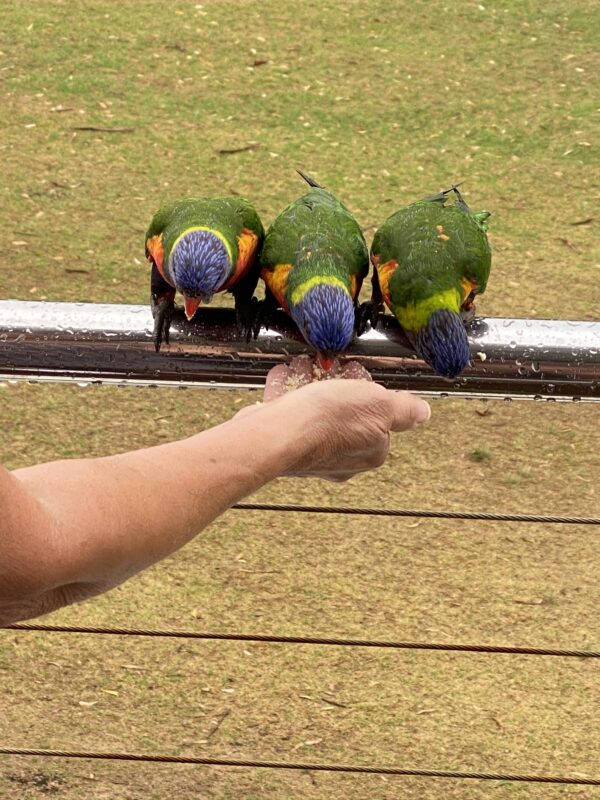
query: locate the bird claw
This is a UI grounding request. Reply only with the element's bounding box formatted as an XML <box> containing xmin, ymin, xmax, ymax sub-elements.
<box><xmin>460</xmin><ymin>304</ymin><xmax>476</xmax><ymax>325</ymax></box>
<box><xmin>356</xmin><ymin>301</ymin><xmax>380</xmax><ymax>337</ymax></box>
<box><xmin>235</xmin><ymin>296</ymin><xmax>259</xmax><ymax>342</ymax></box>
<box><xmin>152</xmin><ymin>296</ymin><xmax>175</xmax><ymax>352</ymax></box>
<box><xmin>252</xmin><ymin>295</ymin><xmax>279</xmax><ymax>339</ymax></box>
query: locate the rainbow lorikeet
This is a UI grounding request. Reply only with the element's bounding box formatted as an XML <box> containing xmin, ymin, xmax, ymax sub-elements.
<box><xmin>364</xmin><ymin>185</ymin><xmax>491</xmax><ymax>378</ymax></box>
<box><xmin>145</xmin><ymin>197</ymin><xmax>264</xmax><ymax>351</ymax></box>
<box><xmin>259</xmin><ymin>171</ymin><xmax>369</xmax><ymax>370</ymax></box>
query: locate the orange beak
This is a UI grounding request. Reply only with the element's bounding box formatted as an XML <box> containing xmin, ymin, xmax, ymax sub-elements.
<box><xmin>317</xmin><ymin>352</ymin><xmax>335</xmax><ymax>372</ymax></box>
<box><xmin>184</xmin><ymin>297</ymin><xmax>201</xmax><ymax>321</ymax></box>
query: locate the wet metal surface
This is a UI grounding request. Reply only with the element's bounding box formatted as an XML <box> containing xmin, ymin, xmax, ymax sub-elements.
<box><xmin>0</xmin><ymin>300</ymin><xmax>599</xmax><ymax>401</ymax></box>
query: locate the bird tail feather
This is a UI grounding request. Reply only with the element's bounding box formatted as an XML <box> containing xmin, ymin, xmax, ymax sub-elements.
<box><xmin>297</xmin><ymin>169</ymin><xmax>324</xmax><ymax>189</ymax></box>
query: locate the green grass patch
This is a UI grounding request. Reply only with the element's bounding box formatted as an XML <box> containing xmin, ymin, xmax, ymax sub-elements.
<box><xmin>1</xmin><ymin>1</ymin><xmax>599</xmax><ymax>798</ymax></box>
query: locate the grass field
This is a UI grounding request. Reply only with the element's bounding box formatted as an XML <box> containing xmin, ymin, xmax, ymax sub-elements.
<box><xmin>1</xmin><ymin>1</ymin><xmax>599</xmax><ymax>797</ymax></box>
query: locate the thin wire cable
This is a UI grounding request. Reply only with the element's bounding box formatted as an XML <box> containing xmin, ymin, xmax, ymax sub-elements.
<box><xmin>4</xmin><ymin>623</ymin><xmax>599</xmax><ymax>658</ymax></box>
<box><xmin>232</xmin><ymin>503</ymin><xmax>600</xmax><ymax>525</ymax></box>
<box><xmin>0</xmin><ymin>748</ymin><xmax>597</xmax><ymax>785</ymax></box>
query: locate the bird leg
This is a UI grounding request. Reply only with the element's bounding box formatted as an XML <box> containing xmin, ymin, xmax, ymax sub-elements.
<box><xmin>356</xmin><ymin>268</ymin><xmax>384</xmax><ymax>336</ymax></box>
<box><xmin>230</xmin><ymin>270</ymin><xmax>260</xmax><ymax>342</ymax></box>
<box><xmin>253</xmin><ymin>289</ymin><xmax>280</xmax><ymax>338</ymax></box>
<box><xmin>460</xmin><ymin>305</ymin><xmax>476</xmax><ymax>325</ymax></box>
<box><xmin>460</xmin><ymin>285</ymin><xmax>477</xmax><ymax>324</ymax></box>
<box><xmin>233</xmin><ymin>292</ymin><xmax>259</xmax><ymax>342</ymax></box>
<box><xmin>151</xmin><ymin>264</ymin><xmax>176</xmax><ymax>352</ymax></box>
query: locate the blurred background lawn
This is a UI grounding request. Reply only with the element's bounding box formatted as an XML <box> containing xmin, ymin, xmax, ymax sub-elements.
<box><xmin>1</xmin><ymin>1</ymin><xmax>599</xmax><ymax>798</ymax></box>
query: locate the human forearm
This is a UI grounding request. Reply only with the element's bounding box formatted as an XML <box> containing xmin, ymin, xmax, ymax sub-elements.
<box><xmin>8</xmin><ymin>407</ymin><xmax>296</xmax><ymax>598</ymax></box>
<box><xmin>1</xmin><ymin>375</ymin><xmax>430</xmax><ymax>625</ymax></box>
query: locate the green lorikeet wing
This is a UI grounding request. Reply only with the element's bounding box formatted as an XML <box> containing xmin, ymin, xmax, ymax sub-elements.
<box><xmin>260</xmin><ymin>184</ymin><xmax>369</xmax><ymax>310</ymax></box>
<box><xmin>259</xmin><ymin>174</ymin><xmax>368</xmax><ymax>369</ymax></box>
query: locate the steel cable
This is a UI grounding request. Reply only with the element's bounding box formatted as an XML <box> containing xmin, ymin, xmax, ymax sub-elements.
<box><xmin>4</xmin><ymin>505</ymin><xmax>598</xmax><ymax>788</ymax></box>
<box><xmin>0</xmin><ymin>747</ymin><xmax>598</xmax><ymax>785</ymax></box>
<box><xmin>4</xmin><ymin>623</ymin><xmax>599</xmax><ymax>658</ymax></box>
<box><xmin>232</xmin><ymin>503</ymin><xmax>600</xmax><ymax>525</ymax></box>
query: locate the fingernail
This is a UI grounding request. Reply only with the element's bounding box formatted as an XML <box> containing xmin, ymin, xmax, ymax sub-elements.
<box><xmin>414</xmin><ymin>399</ymin><xmax>431</xmax><ymax>424</ymax></box>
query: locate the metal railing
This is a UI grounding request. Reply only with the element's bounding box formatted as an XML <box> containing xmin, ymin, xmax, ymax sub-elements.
<box><xmin>1</xmin><ymin>300</ymin><xmax>599</xmax><ymax>401</ymax></box>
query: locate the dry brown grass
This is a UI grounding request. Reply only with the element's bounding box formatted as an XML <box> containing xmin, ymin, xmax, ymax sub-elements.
<box><xmin>1</xmin><ymin>0</ymin><xmax>599</xmax><ymax>797</ymax></box>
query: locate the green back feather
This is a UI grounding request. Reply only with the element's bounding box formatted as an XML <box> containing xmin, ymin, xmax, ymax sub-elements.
<box><xmin>261</xmin><ymin>188</ymin><xmax>369</xmax><ymax>289</ymax></box>
<box><xmin>372</xmin><ymin>193</ymin><xmax>491</xmax><ymax>307</ymax></box>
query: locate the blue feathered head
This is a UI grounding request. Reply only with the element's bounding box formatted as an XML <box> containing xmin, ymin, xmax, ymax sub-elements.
<box><xmin>169</xmin><ymin>229</ymin><xmax>231</xmax><ymax>303</ymax></box>
<box><xmin>290</xmin><ymin>283</ymin><xmax>355</xmax><ymax>367</ymax></box>
<box><xmin>412</xmin><ymin>309</ymin><xmax>470</xmax><ymax>378</ymax></box>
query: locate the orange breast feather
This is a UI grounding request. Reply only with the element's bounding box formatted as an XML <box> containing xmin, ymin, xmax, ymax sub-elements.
<box><xmin>146</xmin><ymin>234</ymin><xmax>167</xmax><ymax>281</ymax></box>
<box><xmin>375</xmin><ymin>259</ymin><xmax>398</xmax><ymax>310</ymax></box>
<box><xmin>350</xmin><ymin>272</ymin><xmax>364</xmax><ymax>302</ymax></box>
<box><xmin>261</xmin><ymin>263</ymin><xmax>292</xmax><ymax>312</ymax></box>
<box><xmin>222</xmin><ymin>228</ymin><xmax>260</xmax><ymax>290</ymax></box>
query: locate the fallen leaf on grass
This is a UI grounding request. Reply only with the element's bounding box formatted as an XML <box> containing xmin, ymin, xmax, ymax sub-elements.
<box><xmin>557</xmin><ymin>237</ymin><xmax>579</xmax><ymax>251</ymax></box>
<box><xmin>513</xmin><ymin>598</ymin><xmax>544</xmax><ymax>605</ymax></box>
<box><xmin>71</xmin><ymin>126</ymin><xmax>135</xmax><ymax>133</ymax></box>
<box><xmin>217</xmin><ymin>143</ymin><xmax>260</xmax><ymax>155</ymax></box>
<box><xmin>320</xmin><ymin>696</ymin><xmax>349</xmax><ymax>708</ymax></box>
<box><xmin>205</xmin><ymin>709</ymin><xmax>230</xmax><ymax>739</ymax></box>
<box><xmin>570</xmin><ymin>217</ymin><xmax>594</xmax><ymax>226</ymax></box>
<box><xmin>292</xmin><ymin>738</ymin><xmax>323</xmax><ymax>751</ymax></box>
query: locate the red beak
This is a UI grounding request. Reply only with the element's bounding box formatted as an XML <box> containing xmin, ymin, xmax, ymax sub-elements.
<box><xmin>317</xmin><ymin>352</ymin><xmax>335</xmax><ymax>372</ymax></box>
<box><xmin>184</xmin><ymin>297</ymin><xmax>201</xmax><ymax>321</ymax></box>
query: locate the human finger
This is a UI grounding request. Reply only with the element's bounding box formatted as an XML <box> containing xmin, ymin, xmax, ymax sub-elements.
<box><xmin>263</xmin><ymin>364</ymin><xmax>293</xmax><ymax>401</ymax></box>
<box><xmin>288</xmin><ymin>354</ymin><xmax>317</xmax><ymax>382</ymax></box>
<box><xmin>264</xmin><ymin>355</ymin><xmax>315</xmax><ymax>401</ymax></box>
<box><xmin>339</xmin><ymin>360</ymin><xmax>373</xmax><ymax>381</ymax></box>
<box><xmin>388</xmin><ymin>391</ymin><xmax>431</xmax><ymax>432</ymax></box>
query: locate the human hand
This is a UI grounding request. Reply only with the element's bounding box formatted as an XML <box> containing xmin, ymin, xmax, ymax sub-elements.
<box><xmin>263</xmin><ymin>354</ymin><xmax>372</xmax><ymax>400</ymax></box>
<box><xmin>247</xmin><ymin>356</ymin><xmax>431</xmax><ymax>482</ymax></box>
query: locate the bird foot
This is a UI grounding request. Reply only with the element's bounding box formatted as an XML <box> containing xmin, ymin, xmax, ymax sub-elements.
<box><xmin>252</xmin><ymin>296</ymin><xmax>279</xmax><ymax>339</ymax></box>
<box><xmin>152</xmin><ymin>295</ymin><xmax>175</xmax><ymax>352</ymax></box>
<box><xmin>460</xmin><ymin>304</ymin><xmax>476</xmax><ymax>325</ymax></box>
<box><xmin>356</xmin><ymin>301</ymin><xmax>381</xmax><ymax>336</ymax></box>
<box><xmin>235</xmin><ymin>296</ymin><xmax>260</xmax><ymax>342</ymax></box>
